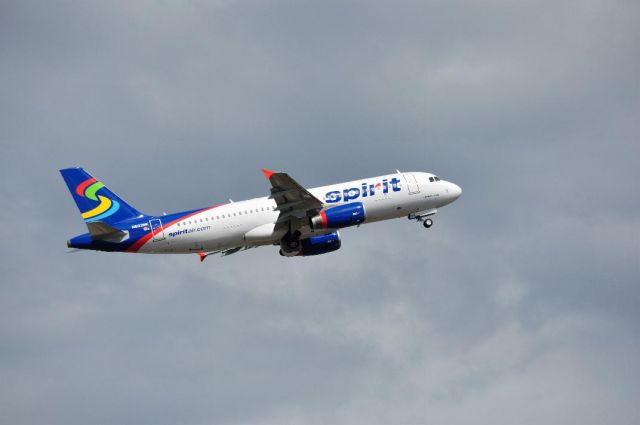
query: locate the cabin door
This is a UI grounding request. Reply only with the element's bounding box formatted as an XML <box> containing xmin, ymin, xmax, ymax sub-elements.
<box><xmin>403</xmin><ymin>173</ymin><xmax>420</xmax><ymax>195</ymax></box>
<box><xmin>149</xmin><ymin>218</ymin><xmax>165</xmax><ymax>241</ymax></box>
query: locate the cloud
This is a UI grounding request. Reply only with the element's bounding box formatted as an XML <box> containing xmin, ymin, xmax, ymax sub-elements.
<box><xmin>1</xmin><ymin>1</ymin><xmax>639</xmax><ymax>424</ymax></box>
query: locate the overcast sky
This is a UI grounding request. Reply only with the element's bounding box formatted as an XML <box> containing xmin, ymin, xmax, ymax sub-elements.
<box><xmin>1</xmin><ymin>1</ymin><xmax>639</xmax><ymax>424</ymax></box>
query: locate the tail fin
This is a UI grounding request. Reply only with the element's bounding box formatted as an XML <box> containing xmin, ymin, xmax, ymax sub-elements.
<box><xmin>60</xmin><ymin>167</ymin><xmax>147</xmax><ymax>225</ymax></box>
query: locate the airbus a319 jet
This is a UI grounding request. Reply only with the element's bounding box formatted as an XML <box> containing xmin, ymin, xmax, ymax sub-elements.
<box><xmin>61</xmin><ymin>167</ymin><xmax>461</xmax><ymax>260</ymax></box>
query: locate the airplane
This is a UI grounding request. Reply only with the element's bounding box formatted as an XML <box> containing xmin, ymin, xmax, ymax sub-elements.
<box><xmin>61</xmin><ymin>167</ymin><xmax>462</xmax><ymax>260</ymax></box>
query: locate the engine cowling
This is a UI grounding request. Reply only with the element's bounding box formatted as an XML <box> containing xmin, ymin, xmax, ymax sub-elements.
<box><xmin>310</xmin><ymin>203</ymin><xmax>366</xmax><ymax>230</ymax></box>
<box><xmin>299</xmin><ymin>231</ymin><xmax>341</xmax><ymax>256</ymax></box>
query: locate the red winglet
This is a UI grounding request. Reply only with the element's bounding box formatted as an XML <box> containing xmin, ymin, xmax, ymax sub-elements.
<box><xmin>198</xmin><ymin>252</ymin><xmax>207</xmax><ymax>262</ymax></box>
<box><xmin>261</xmin><ymin>168</ymin><xmax>275</xmax><ymax>180</ymax></box>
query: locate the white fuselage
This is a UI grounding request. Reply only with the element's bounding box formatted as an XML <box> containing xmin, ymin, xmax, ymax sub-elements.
<box><xmin>138</xmin><ymin>172</ymin><xmax>461</xmax><ymax>254</ymax></box>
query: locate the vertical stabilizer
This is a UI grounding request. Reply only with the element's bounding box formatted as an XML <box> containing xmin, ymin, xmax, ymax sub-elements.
<box><xmin>60</xmin><ymin>167</ymin><xmax>147</xmax><ymax>225</ymax></box>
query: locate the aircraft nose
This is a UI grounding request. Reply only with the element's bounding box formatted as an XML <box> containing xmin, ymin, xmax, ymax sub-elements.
<box><xmin>450</xmin><ymin>183</ymin><xmax>462</xmax><ymax>200</ymax></box>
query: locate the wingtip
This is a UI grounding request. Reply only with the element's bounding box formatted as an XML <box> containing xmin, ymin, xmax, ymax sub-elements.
<box><xmin>261</xmin><ymin>168</ymin><xmax>274</xmax><ymax>180</ymax></box>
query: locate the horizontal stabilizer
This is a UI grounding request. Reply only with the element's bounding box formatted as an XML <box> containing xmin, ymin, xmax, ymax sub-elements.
<box><xmin>86</xmin><ymin>221</ymin><xmax>130</xmax><ymax>243</ymax></box>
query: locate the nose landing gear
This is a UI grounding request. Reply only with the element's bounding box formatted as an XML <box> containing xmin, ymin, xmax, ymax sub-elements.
<box><xmin>409</xmin><ymin>208</ymin><xmax>437</xmax><ymax>230</ymax></box>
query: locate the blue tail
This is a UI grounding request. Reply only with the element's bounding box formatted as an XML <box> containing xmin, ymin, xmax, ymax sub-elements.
<box><xmin>60</xmin><ymin>167</ymin><xmax>147</xmax><ymax>225</ymax></box>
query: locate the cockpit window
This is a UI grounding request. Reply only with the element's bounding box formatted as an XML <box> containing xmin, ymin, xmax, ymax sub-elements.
<box><xmin>434</xmin><ymin>176</ymin><xmax>440</xmax><ymax>181</ymax></box>
<box><xmin>429</xmin><ymin>177</ymin><xmax>434</xmax><ymax>182</ymax></box>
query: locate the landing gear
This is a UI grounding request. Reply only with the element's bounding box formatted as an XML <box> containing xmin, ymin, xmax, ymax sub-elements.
<box><xmin>409</xmin><ymin>209</ymin><xmax>437</xmax><ymax>229</ymax></box>
<box><xmin>280</xmin><ymin>231</ymin><xmax>301</xmax><ymax>256</ymax></box>
<box><xmin>286</xmin><ymin>239</ymin><xmax>300</xmax><ymax>250</ymax></box>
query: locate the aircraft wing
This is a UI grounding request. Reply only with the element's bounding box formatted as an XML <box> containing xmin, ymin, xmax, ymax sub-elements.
<box><xmin>261</xmin><ymin>168</ymin><xmax>324</xmax><ymax>234</ymax></box>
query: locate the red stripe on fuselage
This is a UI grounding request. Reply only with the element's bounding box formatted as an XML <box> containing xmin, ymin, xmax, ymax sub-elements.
<box><xmin>76</xmin><ymin>178</ymin><xmax>97</xmax><ymax>197</ymax></box>
<box><xmin>126</xmin><ymin>205</ymin><xmax>222</xmax><ymax>253</ymax></box>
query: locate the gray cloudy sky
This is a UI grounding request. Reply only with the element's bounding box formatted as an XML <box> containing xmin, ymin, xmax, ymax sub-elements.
<box><xmin>1</xmin><ymin>1</ymin><xmax>639</xmax><ymax>424</ymax></box>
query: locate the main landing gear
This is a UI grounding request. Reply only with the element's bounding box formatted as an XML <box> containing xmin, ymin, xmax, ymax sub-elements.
<box><xmin>279</xmin><ymin>230</ymin><xmax>301</xmax><ymax>256</ymax></box>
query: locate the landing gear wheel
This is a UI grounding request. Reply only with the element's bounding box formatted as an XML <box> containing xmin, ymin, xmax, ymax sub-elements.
<box><xmin>423</xmin><ymin>218</ymin><xmax>433</xmax><ymax>229</ymax></box>
<box><xmin>279</xmin><ymin>249</ymin><xmax>285</xmax><ymax>256</ymax></box>
<box><xmin>286</xmin><ymin>239</ymin><xmax>300</xmax><ymax>250</ymax></box>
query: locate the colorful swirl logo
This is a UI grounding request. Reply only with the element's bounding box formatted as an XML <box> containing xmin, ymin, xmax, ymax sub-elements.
<box><xmin>75</xmin><ymin>178</ymin><xmax>120</xmax><ymax>222</ymax></box>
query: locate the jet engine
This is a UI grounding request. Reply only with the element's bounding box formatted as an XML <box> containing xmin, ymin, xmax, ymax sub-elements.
<box><xmin>310</xmin><ymin>203</ymin><xmax>366</xmax><ymax>230</ymax></box>
<box><xmin>280</xmin><ymin>232</ymin><xmax>341</xmax><ymax>257</ymax></box>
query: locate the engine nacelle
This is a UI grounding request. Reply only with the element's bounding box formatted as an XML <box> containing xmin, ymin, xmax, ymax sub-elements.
<box><xmin>299</xmin><ymin>232</ymin><xmax>341</xmax><ymax>256</ymax></box>
<box><xmin>310</xmin><ymin>203</ymin><xmax>366</xmax><ymax>230</ymax></box>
